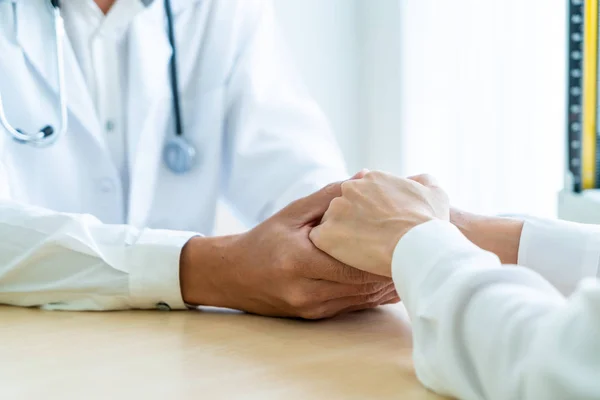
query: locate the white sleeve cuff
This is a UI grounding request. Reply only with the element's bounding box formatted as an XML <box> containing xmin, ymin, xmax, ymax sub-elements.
<box><xmin>392</xmin><ymin>220</ymin><xmax>499</xmax><ymax>312</ymax></box>
<box><xmin>127</xmin><ymin>229</ymin><xmax>199</xmax><ymax>310</ymax></box>
<box><xmin>518</xmin><ymin>218</ymin><xmax>600</xmax><ymax>295</ymax></box>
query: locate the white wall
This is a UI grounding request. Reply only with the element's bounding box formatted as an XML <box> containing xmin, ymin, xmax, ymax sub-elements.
<box><xmin>357</xmin><ymin>0</ymin><xmax>404</xmax><ymax>172</ymax></box>
<box><xmin>272</xmin><ymin>0</ymin><xmax>408</xmax><ymax>173</ymax></box>
<box><xmin>394</xmin><ymin>0</ymin><xmax>566</xmax><ymax>217</ymax></box>
<box><xmin>273</xmin><ymin>0</ymin><xmax>363</xmax><ymax>171</ymax></box>
<box><xmin>217</xmin><ymin>0</ymin><xmax>566</xmax><ymax>235</ymax></box>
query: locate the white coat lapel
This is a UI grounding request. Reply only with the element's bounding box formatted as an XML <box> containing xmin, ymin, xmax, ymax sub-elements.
<box><xmin>16</xmin><ymin>0</ymin><xmax>103</xmax><ymax>149</ymax></box>
<box><xmin>126</xmin><ymin>0</ymin><xmax>204</xmax><ymax>227</ymax></box>
<box><xmin>126</xmin><ymin>5</ymin><xmax>172</xmax><ymax>228</ymax></box>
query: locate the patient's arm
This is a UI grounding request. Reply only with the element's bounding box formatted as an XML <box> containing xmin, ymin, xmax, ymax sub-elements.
<box><xmin>393</xmin><ymin>220</ymin><xmax>600</xmax><ymax>400</ymax></box>
<box><xmin>310</xmin><ymin>171</ymin><xmax>600</xmax><ymax>400</ymax></box>
<box><xmin>450</xmin><ymin>208</ymin><xmax>524</xmax><ymax>264</ymax></box>
<box><xmin>451</xmin><ymin>208</ymin><xmax>600</xmax><ymax>296</ymax></box>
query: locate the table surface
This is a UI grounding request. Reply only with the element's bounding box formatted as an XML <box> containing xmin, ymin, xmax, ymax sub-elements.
<box><xmin>0</xmin><ymin>305</ymin><xmax>446</xmax><ymax>400</ymax></box>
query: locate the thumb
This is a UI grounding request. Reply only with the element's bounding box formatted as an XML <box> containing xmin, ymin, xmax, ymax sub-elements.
<box><xmin>408</xmin><ymin>174</ymin><xmax>440</xmax><ymax>188</ymax></box>
<box><xmin>283</xmin><ymin>182</ymin><xmax>342</xmax><ymax>224</ymax></box>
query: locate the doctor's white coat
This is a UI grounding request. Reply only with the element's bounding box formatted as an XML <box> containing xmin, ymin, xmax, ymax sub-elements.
<box><xmin>0</xmin><ymin>0</ymin><xmax>347</xmax><ymax>310</ymax></box>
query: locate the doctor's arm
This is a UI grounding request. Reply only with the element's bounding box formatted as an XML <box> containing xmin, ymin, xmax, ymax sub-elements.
<box><xmin>0</xmin><ymin>186</ymin><xmax>395</xmax><ymax>316</ymax></box>
<box><xmin>222</xmin><ymin>0</ymin><xmax>348</xmax><ymax>224</ymax></box>
<box><xmin>0</xmin><ymin>200</ymin><xmax>194</xmax><ymax>311</ymax></box>
<box><xmin>310</xmin><ymin>172</ymin><xmax>600</xmax><ymax>400</ymax></box>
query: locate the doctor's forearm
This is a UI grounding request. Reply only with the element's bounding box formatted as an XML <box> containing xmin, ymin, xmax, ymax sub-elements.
<box><xmin>450</xmin><ymin>208</ymin><xmax>524</xmax><ymax>265</ymax></box>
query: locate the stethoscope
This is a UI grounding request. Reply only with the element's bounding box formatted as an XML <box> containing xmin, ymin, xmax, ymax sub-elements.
<box><xmin>0</xmin><ymin>0</ymin><xmax>197</xmax><ymax>174</ymax></box>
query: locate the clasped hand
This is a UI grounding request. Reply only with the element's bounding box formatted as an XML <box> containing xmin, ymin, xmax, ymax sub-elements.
<box><xmin>181</xmin><ymin>171</ymin><xmax>447</xmax><ymax>320</ymax></box>
<box><xmin>310</xmin><ymin>172</ymin><xmax>450</xmax><ymax>277</ymax></box>
<box><xmin>181</xmin><ymin>178</ymin><xmax>399</xmax><ymax>320</ymax></box>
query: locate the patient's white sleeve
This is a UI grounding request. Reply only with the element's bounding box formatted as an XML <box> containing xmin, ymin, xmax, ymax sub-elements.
<box><xmin>392</xmin><ymin>220</ymin><xmax>600</xmax><ymax>400</ymax></box>
<box><xmin>517</xmin><ymin>217</ymin><xmax>600</xmax><ymax>295</ymax></box>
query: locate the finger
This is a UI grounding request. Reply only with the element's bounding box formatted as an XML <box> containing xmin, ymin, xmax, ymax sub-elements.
<box><xmin>306</xmin><ymin>250</ymin><xmax>390</xmax><ymax>283</ymax></box>
<box><xmin>407</xmin><ymin>174</ymin><xmax>440</xmax><ymax>188</ymax></box>
<box><xmin>308</xmin><ymin>280</ymin><xmax>394</xmax><ymax>302</ymax></box>
<box><xmin>382</xmin><ymin>296</ymin><xmax>401</xmax><ymax>305</ymax></box>
<box><xmin>283</xmin><ymin>182</ymin><xmax>342</xmax><ymax>224</ymax></box>
<box><xmin>379</xmin><ymin>288</ymin><xmax>400</xmax><ymax>305</ymax></box>
<box><xmin>335</xmin><ymin>290</ymin><xmax>399</xmax><ymax>316</ymax></box>
<box><xmin>331</xmin><ymin>287</ymin><xmax>398</xmax><ymax>316</ymax></box>
<box><xmin>303</xmin><ymin>285</ymin><xmax>395</xmax><ymax>320</ymax></box>
<box><xmin>341</xmin><ymin>292</ymin><xmax>400</xmax><ymax>315</ymax></box>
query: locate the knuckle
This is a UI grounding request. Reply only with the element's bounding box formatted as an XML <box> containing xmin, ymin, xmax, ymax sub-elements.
<box><xmin>323</xmin><ymin>182</ymin><xmax>342</xmax><ymax>197</ymax></box>
<box><xmin>365</xmin><ymin>170</ymin><xmax>385</xmax><ymax>180</ymax></box>
<box><xmin>308</xmin><ymin>227</ymin><xmax>321</xmax><ymax>244</ymax></box>
<box><xmin>363</xmin><ymin>171</ymin><xmax>376</xmax><ymax>181</ymax></box>
<box><xmin>309</xmin><ymin>224</ymin><xmax>333</xmax><ymax>251</ymax></box>
<box><xmin>417</xmin><ymin>173</ymin><xmax>439</xmax><ymax>188</ymax></box>
<box><xmin>286</xmin><ymin>289</ymin><xmax>313</xmax><ymax>310</ymax></box>
<box><xmin>328</xmin><ymin>197</ymin><xmax>347</xmax><ymax>214</ymax></box>
<box><xmin>340</xmin><ymin>180</ymin><xmax>354</xmax><ymax>195</ymax></box>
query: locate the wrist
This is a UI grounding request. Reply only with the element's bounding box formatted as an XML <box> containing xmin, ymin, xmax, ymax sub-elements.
<box><xmin>179</xmin><ymin>235</ymin><xmax>241</xmax><ymax>308</ymax></box>
<box><xmin>450</xmin><ymin>208</ymin><xmax>524</xmax><ymax>264</ymax></box>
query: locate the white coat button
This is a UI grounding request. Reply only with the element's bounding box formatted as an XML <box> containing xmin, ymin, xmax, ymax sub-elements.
<box><xmin>105</xmin><ymin>120</ymin><xmax>115</xmax><ymax>133</ymax></box>
<box><xmin>98</xmin><ymin>178</ymin><xmax>115</xmax><ymax>193</ymax></box>
<box><xmin>156</xmin><ymin>302</ymin><xmax>171</xmax><ymax>311</ymax></box>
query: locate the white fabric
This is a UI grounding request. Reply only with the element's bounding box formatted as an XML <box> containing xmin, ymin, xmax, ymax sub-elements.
<box><xmin>518</xmin><ymin>217</ymin><xmax>600</xmax><ymax>296</ymax></box>
<box><xmin>392</xmin><ymin>219</ymin><xmax>600</xmax><ymax>400</ymax></box>
<box><xmin>62</xmin><ymin>0</ymin><xmax>143</xmax><ymax>209</ymax></box>
<box><xmin>0</xmin><ymin>0</ymin><xmax>347</xmax><ymax>311</ymax></box>
<box><xmin>0</xmin><ymin>200</ymin><xmax>196</xmax><ymax>310</ymax></box>
<box><xmin>396</xmin><ymin>1</ymin><xmax>565</xmax><ymax>218</ymax></box>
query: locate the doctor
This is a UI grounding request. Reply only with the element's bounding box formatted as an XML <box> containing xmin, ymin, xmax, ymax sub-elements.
<box><xmin>0</xmin><ymin>0</ymin><xmax>397</xmax><ymax>315</ymax></box>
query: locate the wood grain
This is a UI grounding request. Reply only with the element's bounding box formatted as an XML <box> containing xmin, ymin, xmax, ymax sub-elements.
<box><xmin>0</xmin><ymin>304</ymin><xmax>445</xmax><ymax>400</ymax></box>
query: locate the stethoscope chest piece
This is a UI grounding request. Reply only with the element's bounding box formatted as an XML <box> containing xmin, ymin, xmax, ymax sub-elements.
<box><xmin>163</xmin><ymin>136</ymin><xmax>197</xmax><ymax>174</ymax></box>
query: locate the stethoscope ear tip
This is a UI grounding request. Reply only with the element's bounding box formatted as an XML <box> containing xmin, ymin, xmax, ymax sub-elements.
<box><xmin>11</xmin><ymin>126</ymin><xmax>55</xmax><ymax>145</ymax></box>
<box><xmin>41</xmin><ymin>126</ymin><xmax>54</xmax><ymax>138</ymax></box>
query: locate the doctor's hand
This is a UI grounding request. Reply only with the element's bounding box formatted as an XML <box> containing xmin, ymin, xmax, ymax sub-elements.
<box><xmin>180</xmin><ymin>182</ymin><xmax>399</xmax><ymax>320</ymax></box>
<box><xmin>309</xmin><ymin>172</ymin><xmax>450</xmax><ymax>277</ymax></box>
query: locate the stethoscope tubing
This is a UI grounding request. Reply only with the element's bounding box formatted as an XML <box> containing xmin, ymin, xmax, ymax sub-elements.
<box><xmin>0</xmin><ymin>2</ymin><xmax>67</xmax><ymax>147</ymax></box>
<box><xmin>0</xmin><ymin>0</ymin><xmax>197</xmax><ymax>173</ymax></box>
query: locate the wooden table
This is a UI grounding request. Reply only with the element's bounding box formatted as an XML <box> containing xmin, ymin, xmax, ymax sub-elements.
<box><xmin>0</xmin><ymin>305</ymin><xmax>445</xmax><ymax>400</ymax></box>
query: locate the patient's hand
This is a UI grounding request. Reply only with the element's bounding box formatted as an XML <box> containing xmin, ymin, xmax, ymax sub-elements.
<box><xmin>310</xmin><ymin>172</ymin><xmax>449</xmax><ymax>277</ymax></box>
